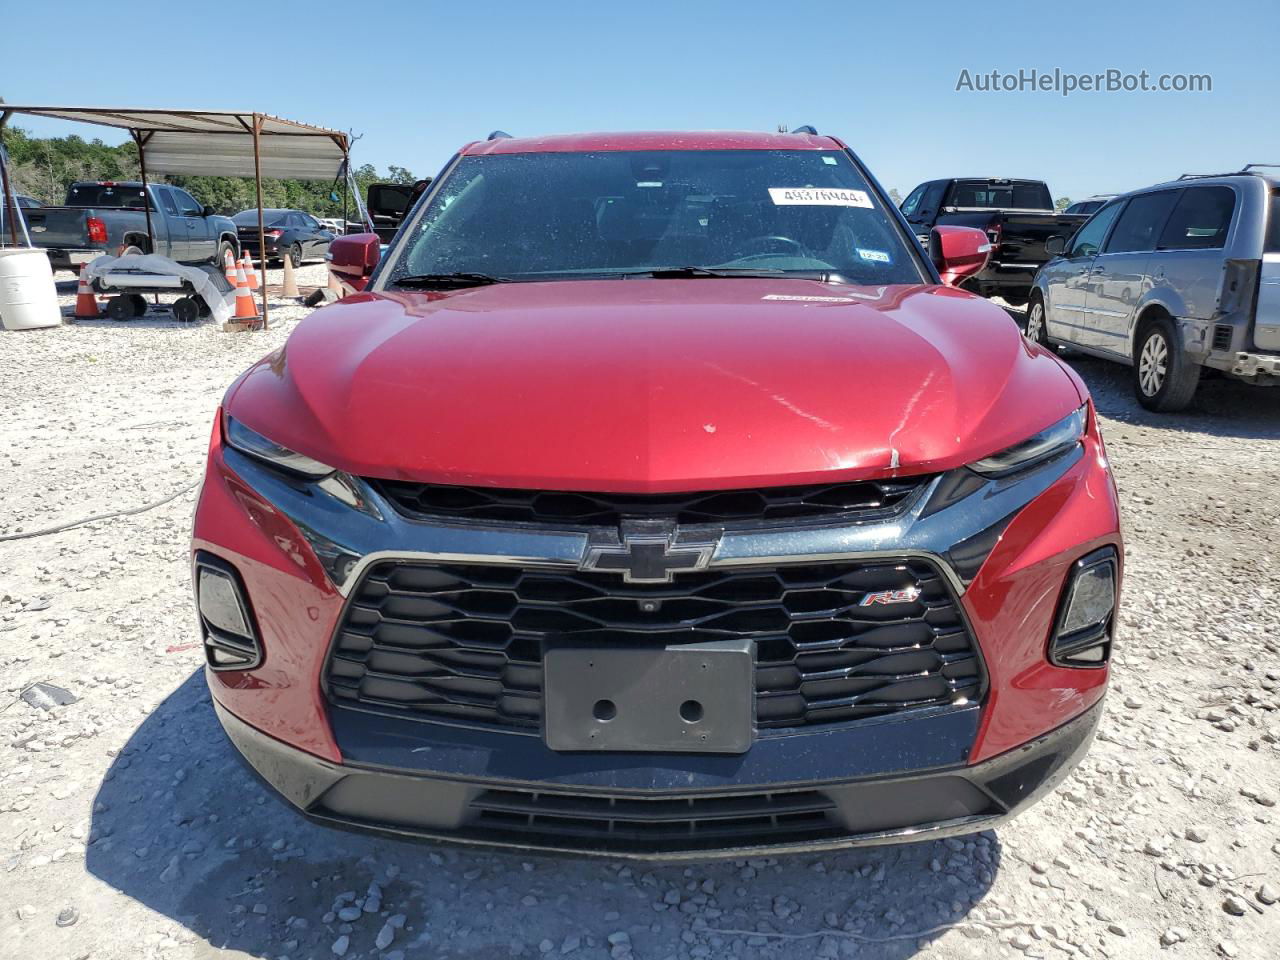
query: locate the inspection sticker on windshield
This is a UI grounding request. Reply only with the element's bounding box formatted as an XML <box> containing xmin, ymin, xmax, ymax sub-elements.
<box><xmin>857</xmin><ymin>248</ymin><xmax>891</xmax><ymax>263</ymax></box>
<box><xmin>768</xmin><ymin>187</ymin><xmax>873</xmax><ymax>208</ymax></box>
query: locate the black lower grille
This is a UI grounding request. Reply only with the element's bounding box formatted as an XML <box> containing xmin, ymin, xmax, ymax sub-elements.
<box><xmin>369</xmin><ymin>477</ymin><xmax>930</xmax><ymax>527</ymax></box>
<box><xmin>470</xmin><ymin>786</ymin><xmax>842</xmax><ymax>850</ymax></box>
<box><xmin>324</xmin><ymin>557</ymin><xmax>983</xmax><ymax>731</ymax></box>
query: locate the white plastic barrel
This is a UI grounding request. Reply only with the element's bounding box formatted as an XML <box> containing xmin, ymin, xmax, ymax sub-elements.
<box><xmin>0</xmin><ymin>248</ymin><xmax>61</xmax><ymax>330</ymax></box>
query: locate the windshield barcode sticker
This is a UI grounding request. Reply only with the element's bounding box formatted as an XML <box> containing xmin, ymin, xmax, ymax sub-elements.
<box><xmin>768</xmin><ymin>187</ymin><xmax>873</xmax><ymax>208</ymax></box>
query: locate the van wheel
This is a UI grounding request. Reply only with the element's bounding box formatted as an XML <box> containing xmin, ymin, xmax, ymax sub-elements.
<box><xmin>1133</xmin><ymin>317</ymin><xmax>1200</xmax><ymax>411</ymax></box>
<box><xmin>1025</xmin><ymin>296</ymin><xmax>1049</xmax><ymax>347</ymax></box>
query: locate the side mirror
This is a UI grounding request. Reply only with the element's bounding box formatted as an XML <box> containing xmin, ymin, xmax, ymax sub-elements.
<box><xmin>1044</xmin><ymin>235</ymin><xmax>1066</xmax><ymax>257</ymax></box>
<box><xmin>202</xmin><ymin>205</ymin><xmax>215</xmax><ymax>217</ymax></box>
<box><xmin>929</xmin><ymin>225</ymin><xmax>992</xmax><ymax>287</ymax></box>
<box><xmin>328</xmin><ymin>232</ymin><xmax>381</xmax><ymax>288</ymax></box>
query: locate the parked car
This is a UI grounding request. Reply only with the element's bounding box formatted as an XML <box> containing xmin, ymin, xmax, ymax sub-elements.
<box><xmin>1063</xmin><ymin>196</ymin><xmax>1117</xmax><ymax>216</ymax></box>
<box><xmin>1029</xmin><ymin>168</ymin><xmax>1280</xmax><ymax>411</ymax></box>
<box><xmin>231</xmin><ymin>208</ymin><xmax>334</xmax><ymax>267</ymax></box>
<box><xmin>22</xmin><ymin>181</ymin><xmax>237</xmax><ymax>270</ymax></box>
<box><xmin>900</xmin><ymin>178</ymin><xmax>1089</xmax><ymax>305</ymax></box>
<box><xmin>194</xmin><ymin>129</ymin><xmax>1122</xmax><ymax>860</ymax></box>
<box><xmin>315</xmin><ymin>216</ymin><xmax>345</xmax><ymax>236</ymax></box>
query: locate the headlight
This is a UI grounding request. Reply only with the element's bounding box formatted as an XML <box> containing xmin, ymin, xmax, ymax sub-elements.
<box><xmin>969</xmin><ymin>406</ymin><xmax>1086</xmax><ymax>477</ymax></box>
<box><xmin>224</xmin><ymin>416</ymin><xmax>334</xmax><ymax>479</ymax></box>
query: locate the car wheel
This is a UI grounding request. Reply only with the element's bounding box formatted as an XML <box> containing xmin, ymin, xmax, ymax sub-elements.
<box><xmin>1025</xmin><ymin>297</ymin><xmax>1050</xmax><ymax>347</ymax></box>
<box><xmin>289</xmin><ymin>243</ymin><xmax>304</xmax><ymax>269</ymax></box>
<box><xmin>214</xmin><ymin>240</ymin><xmax>235</xmax><ymax>271</ymax></box>
<box><xmin>1133</xmin><ymin>317</ymin><xmax>1200</xmax><ymax>412</ymax></box>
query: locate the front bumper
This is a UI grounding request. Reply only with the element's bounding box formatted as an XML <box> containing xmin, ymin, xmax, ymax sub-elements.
<box><xmin>215</xmin><ymin>694</ymin><xmax>1101</xmax><ymax>860</ymax></box>
<box><xmin>193</xmin><ymin>403</ymin><xmax>1122</xmax><ymax>852</ymax></box>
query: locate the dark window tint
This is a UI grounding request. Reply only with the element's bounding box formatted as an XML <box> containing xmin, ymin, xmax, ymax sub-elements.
<box><xmin>945</xmin><ymin>180</ymin><xmax>1052</xmax><ymax>210</ymax></box>
<box><xmin>172</xmin><ymin>189</ymin><xmax>203</xmax><ymax>217</ymax></box>
<box><xmin>920</xmin><ymin>182</ymin><xmax>946</xmax><ymax>215</ymax></box>
<box><xmin>1158</xmin><ymin>187</ymin><xmax>1235</xmax><ymax>250</ymax></box>
<box><xmin>232</xmin><ymin>209</ymin><xmax>289</xmax><ymax>226</ymax></box>
<box><xmin>1104</xmin><ymin>191</ymin><xmax>1179</xmax><ymax>254</ymax></box>
<box><xmin>1066</xmin><ymin>200</ymin><xmax>1104</xmax><ymax>216</ymax></box>
<box><xmin>900</xmin><ymin>185</ymin><xmax>926</xmax><ymax>216</ymax></box>
<box><xmin>1066</xmin><ymin>201</ymin><xmax>1124</xmax><ymax>259</ymax></box>
<box><xmin>158</xmin><ymin>189</ymin><xmax>178</xmax><ymax>216</ymax></box>
<box><xmin>65</xmin><ymin>183</ymin><xmax>153</xmax><ymax>210</ymax></box>
<box><xmin>1267</xmin><ymin>191</ymin><xmax>1280</xmax><ymax>254</ymax></box>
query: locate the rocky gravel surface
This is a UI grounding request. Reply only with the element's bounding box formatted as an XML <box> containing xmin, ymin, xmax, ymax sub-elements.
<box><xmin>1</xmin><ymin>291</ymin><xmax>1278</xmax><ymax>959</ymax></box>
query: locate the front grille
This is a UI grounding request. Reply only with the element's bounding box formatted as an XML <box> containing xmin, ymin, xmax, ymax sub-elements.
<box><xmin>369</xmin><ymin>477</ymin><xmax>930</xmax><ymax>527</ymax></box>
<box><xmin>468</xmin><ymin>786</ymin><xmax>842</xmax><ymax>851</ymax></box>
<box><xmin>324</xmin><ymin>557</ymin><xmax>983</xmax><ymax>731</ymax></box>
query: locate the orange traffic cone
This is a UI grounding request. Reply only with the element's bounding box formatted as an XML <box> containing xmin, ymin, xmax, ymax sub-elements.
<box><xmin>241</xmin><ymin>252</ymin><xmax>260</xmax><ymax>291</ymax></box>
<box><xmin>233</xmin><ymin>264</ymin><xmax>260</xmax><ymax>320</ymax></box>
<box><xmin>74</xmin><ymin>265</ymin><xmax>102</xmax><ymax>318</ymax></box>
<box><xmin>224</xmin><ymin>249</ymin><xmax>238</xmax><ymax>286</ymax></box>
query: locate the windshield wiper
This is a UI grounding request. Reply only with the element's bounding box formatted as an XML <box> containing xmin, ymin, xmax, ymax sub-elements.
<box><xmin>392</xmin><ymin>272</ymin><xmax>512</xmax><ymax>289</ymax></box>
<box><xmin>626</xmin><ymin>266</ymin><xmax>789</xmax><ymax>279</ymax></box>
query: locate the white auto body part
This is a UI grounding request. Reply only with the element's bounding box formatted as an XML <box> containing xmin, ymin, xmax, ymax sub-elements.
<box><xmin>85</xmin><ymin>253</ymin><xmax>234</xmax><ymax>323</ymax></box>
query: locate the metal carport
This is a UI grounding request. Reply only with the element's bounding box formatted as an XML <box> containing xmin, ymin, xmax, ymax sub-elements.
<box><xmin>0</xmin><ymin>105</ymin><xmax>352</xmax><ymax>327</ymax></box>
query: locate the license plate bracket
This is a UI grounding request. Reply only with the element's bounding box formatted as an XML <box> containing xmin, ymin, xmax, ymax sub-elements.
<box><xmin>543</xmin><ymin>639</ymin><xmax>754</xmax><ymax>753</ymax></box>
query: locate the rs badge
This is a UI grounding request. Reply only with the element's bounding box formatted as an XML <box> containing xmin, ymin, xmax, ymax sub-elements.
<box><xmin>859</xmin><ymin>587</ymin><xmax>921</xmax><ymax>607</ymax></box>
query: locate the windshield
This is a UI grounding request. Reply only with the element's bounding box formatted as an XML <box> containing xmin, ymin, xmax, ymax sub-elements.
<box><xmin>232</xmin><ymin>209</ymin><xmax>288</xmax><ymax>226</ymax></box>
<box><xmin>384</xmin><ymin>150</ymin><xmax>923</xmax><ymax>285</ymax></box>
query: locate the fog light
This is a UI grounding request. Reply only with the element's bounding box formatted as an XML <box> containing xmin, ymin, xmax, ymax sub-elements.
<box><xmin>194</xmin><ymin>553</ymin><xmax>261</xmax><ymax>670</ymax></box>
<box><xmin>1050</xmin><ymin>548</ymin><xmax>1117</xmax><ymax>668</ymax></box>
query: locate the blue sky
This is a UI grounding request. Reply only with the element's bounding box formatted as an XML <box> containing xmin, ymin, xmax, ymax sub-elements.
<box><xmin>3</xmin><ymin>0</ymin><xmax>1272</xmax><ymax>202</ymax></box>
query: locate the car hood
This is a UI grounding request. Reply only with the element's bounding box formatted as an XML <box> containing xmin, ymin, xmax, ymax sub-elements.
<box><xmin>227</xmin><ymin>279</ymin><xmax>1082</xmax><ymax>491</ymax></box>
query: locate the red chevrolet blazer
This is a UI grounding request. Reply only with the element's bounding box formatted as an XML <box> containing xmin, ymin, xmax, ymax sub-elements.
<box><xmin>191</xmin><ymin>129</ymin><xmax>1122</xmax><ymax>859</ymax></box>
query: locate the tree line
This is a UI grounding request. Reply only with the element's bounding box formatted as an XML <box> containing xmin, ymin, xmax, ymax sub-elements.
<box><xmin>1</xmin><ymin>126</ymin><xmax>415</xmax><ymax>218</ymax></box>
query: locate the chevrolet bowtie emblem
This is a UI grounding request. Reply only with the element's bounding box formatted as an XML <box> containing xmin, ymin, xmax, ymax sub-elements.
<box><xmin>582</xmin><ymin>526</ymin><xmax>717</xmax><ymax>584</ymax></box>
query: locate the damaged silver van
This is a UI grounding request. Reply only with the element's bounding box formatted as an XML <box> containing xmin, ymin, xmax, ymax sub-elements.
<box><xmin>1028</xmin><ymin>167</ymin><xmax>1280</xmax><ymax>411</ymax></box>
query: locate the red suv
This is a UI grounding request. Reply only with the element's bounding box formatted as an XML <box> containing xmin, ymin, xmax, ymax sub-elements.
<box><xmin>192</xmin><ymin>130</ymin><xmax>1122</xmax><ymax>859</ymax></box>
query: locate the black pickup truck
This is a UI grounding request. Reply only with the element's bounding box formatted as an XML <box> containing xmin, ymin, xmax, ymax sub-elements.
<box><xmin>899</xmin><ymin>178</ymin><xmax>1088</xmax><ymax>305</ymax></box>
<box><xmin>366</xmin><ymin>179</ymin><xmax>431</xmax><ymax>244</ymax></box>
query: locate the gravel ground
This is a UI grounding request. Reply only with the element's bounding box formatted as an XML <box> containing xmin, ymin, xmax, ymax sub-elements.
<box><xmin>1</xmin><ymin>289</ymin><xmax>1278</xmax><ymax>960</ymax></box>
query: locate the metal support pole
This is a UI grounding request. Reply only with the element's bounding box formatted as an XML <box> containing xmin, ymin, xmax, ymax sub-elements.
<box><xmin>0</xmin><ymin>114</ymin><xmax>21</xmax><ymax>247</ymax></box>
<box><xmin>252</xmin><ymin>113</ymin><xmax>269</xmax><ymax>329</ymax></box>
<box><xmin>131</xmin><ymin>130</ymin><xmax>155</xmax><ymax>252</ymax></box>
<box><xmin>341</xmin><ymin>156</ymin><xmax>349</xmax><ymax>234</ymax></box>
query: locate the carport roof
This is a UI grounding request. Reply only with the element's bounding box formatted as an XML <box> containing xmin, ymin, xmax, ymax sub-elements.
<box><xmin>0</xmin><ymin>105</ymin><xmax>350</xmax><ymax>181</ymax></box>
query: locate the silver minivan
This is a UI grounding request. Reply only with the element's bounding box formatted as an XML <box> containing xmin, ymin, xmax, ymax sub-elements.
<box><xmin>1028</xmin><ymin>170</ymin><xmax>1280</xmax><ymax>410</ymax></box>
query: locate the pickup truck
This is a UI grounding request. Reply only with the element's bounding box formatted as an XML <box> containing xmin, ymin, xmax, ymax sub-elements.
<box><xmin>366</xmin><ymin>179</ymin><xmax>431</xmax><ymax>244</ymax></box>
<box><xmin>23</xmin><ymin>181</ymin><xmax>237</xmax><ymax>271</ymax></box>
<box><xmin>899</xmin><ymin>178</ymin><xmax>1088</xmax><ymax>305</ymax></box>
